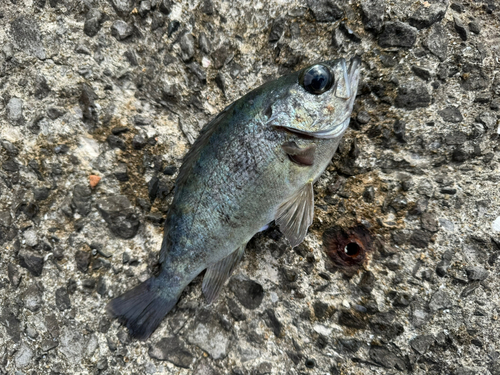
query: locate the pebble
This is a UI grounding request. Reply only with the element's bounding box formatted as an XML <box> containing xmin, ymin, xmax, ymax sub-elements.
<box><xmin>369</xmin><ymin>346</ymin><xmax>406</xmax><ymax>371</ymax></box>
<box><xmin>423</xmin><ymin>24</ymin><xmax>448</xmax><ymax>61</ymax></box>
<box><xmin>15</xmin><ymin>343</ymin><xmax>34</xmax><ymax>369</ymax></box>
<box><xmin>72</xmin><ymin>184</ymin><xmax>92</xmax><ymax>216</ymax></box>
<box><xmin>408</xmin><ymin>0</ymin><xmax>448</xmax><ymax>30</ymax></box>
<box><xmin>466</xmin><ymin>266</ymin><xmax>489</xmax><ymax>282</ymax></box>
<box><xmin>7</xmin><ymin>263</ymin><xmax>21</xmax><ymax>287</ymax></box>
<box><xmin>59</xmin><ymin>327</ymin><xmax>88</xmax><ymax>364</ymax></box>
<box><xmin>187</xmin><ymin>322</ymin><xmax>231</xmax><ymax>359</ymax></box>
<box><xmin>429</xmin><ymin>290</ymin><xmax>452</xmax><ymax>311</ymax></box>
<box><xmin>410</xmin><ymin>335</ymin><xmax>434</xmax><ymax>355</ymax></box>
<box><xmin>394</xmin><ymin>83</ymin><xmax>431</xmax><ymax>109</ymax></box>
<box><xmin>75</xmin><ymin>249</ymin><xmax>91</xmax><ymax>273</ymax></box>
<box><xmin>379</xmin><ymin>22</ymin><xmax>417</xmax><ymax>48</ymax></box>
<box><xmin>84</xmin><ymin>8</ymin><xmax>104</xmax><ymax>37</ymax></box>
<box><xmin>360</xmin><ymin>0</ymin><xmax>385</xmax><ymax>33</ymax></box>
<box><xmin>55</xmin><ymin>287</ymin><xmax>71</xmax><ymax>310</ymax></box>
<box><xmin>96</xmin><ymin>195</ymin><xmax>140</xmax><ymax>239</ymax></box>
<box><xmin>7</xmin><ymin>97</ymin><xmax>24</xmax><ymax>125</ymax></box>
<box><xmin>111</xmin><ymin>20</ymin><xmax>134</xmax><ymax>41</ymax></box>
<box><xmin>11</xmin><ymin>16</ymin><xmax>46</xmax><ymax>59</ymax></box>
<box><xmin>454</xmin><ymin>16</ymin><xmax>468</xmax><ymax>41</ymax></box>
<box><xmin>307</xmin><ymin>0</ymin><xmax>343</xmax><ymax>22</ymax></box>
<box><xmin>269</xmin><ymin>18</ymin><xmax>285</xmax><ymax>42</ymax></box>
<box><xmin>228</xmin><ymin>276</ymin><xmax>264</xmax><ymax>310</ymax></box>
<box><xmin>89</xmin><ymin>175</ymin><xmax>101</xmax><ymax>188</ymax></box>
<box><xmin>179</xmin><ymin>33</ymin><xmax>195</xmax><ymax>62</ymax></box>
<box><xmin>23</xmin><ymin>229</ymin><xmax>39</xmax><ymax>247</ymax></box>
<box><xmin>110</xmin><ymin>0</ymin><xmax>135</xmax><ymax>16</ymax></box>
<box><xmin>19</xmin><ymin>251</ymin><xmax>44</xmax><ymax>276</ymax></box>
<box><xmin>198</xmin><ymin>32</ymin><xmax>211</xmax><ymax>54</ymax></box>
<box><xmin>24</xmin><ymin>284</ymin><xmax>43</xmax><ymax>312</ymax></box>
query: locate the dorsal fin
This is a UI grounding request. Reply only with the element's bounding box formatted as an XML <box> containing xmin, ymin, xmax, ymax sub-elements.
<box><xmin>275</xmin><ymin>182</ymin><xmax>314</xmax><ymax>247</ymax></box>
<box><xmin>176</xmin><ymin>103</ymin><xmax>234</xmax><ymax>189</ymax></box>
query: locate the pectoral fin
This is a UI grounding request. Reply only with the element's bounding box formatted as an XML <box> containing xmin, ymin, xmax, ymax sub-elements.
<box><xmin>275</xmin><ymin>182</ymin><xmax>314</xmax><ymax>247</ymax></box>
<box><xmin>282</xmin><ymin>141</ymin><xmax>316</xmax><ymax>166</ymax></box>
<box><xmin>202</xmin><ymin>245</ymin><xmax>246</xmax><ymax>304</ymax></box>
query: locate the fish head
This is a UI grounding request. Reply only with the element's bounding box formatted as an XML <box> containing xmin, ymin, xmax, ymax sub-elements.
<box><xmin>267</xmin><ymin>57</ymin><xmax>361</xmax><ymax>139</ymax></box>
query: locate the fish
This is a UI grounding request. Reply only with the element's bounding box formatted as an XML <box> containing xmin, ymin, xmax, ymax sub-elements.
<box><xmin>107</xmin><ymin>56</ymin><xmax>361</xmax><ymax>339</ymax></box>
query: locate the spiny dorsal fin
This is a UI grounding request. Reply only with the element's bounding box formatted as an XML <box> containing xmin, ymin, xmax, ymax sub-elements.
<box><xmin>202</xmin><ymin>245</ymin><xmax>246</xmax><ymax>304</ymax></box>
<box><xmin>275</xmin><ymin>182</ymin><xmax>314</xmax><ymax>247</ymax></box>
<box><xmin>282</xmin><ymin>141</ymin><xmax>316</xmax><ymax>166</ymax></box>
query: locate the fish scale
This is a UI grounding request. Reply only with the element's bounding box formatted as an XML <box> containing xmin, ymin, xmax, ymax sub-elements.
<box><xmin>108</xmin><ymin>57</ymin><xmax>361</xmax><ymax>339</ymax></box>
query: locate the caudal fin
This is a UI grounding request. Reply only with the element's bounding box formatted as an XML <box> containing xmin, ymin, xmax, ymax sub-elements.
<box><xmin>107</xmin><ymin>277</ymin><xmax>179</xmax><ymax>340</ymax></box>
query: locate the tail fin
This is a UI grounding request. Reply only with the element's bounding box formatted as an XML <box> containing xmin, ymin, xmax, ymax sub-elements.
<box><xmin>107</xmin><ymin>277</ymin><xmax>179</xmax><ymax>340</ymax></box>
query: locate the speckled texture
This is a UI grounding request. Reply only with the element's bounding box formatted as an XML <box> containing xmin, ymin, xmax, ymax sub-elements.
<box><xmin>0</xmin><ymin>0</ymin><xmax>499</xmax><ymax>374</ymax></box>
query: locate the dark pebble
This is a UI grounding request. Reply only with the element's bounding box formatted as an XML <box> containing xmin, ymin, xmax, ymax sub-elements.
<box><xmin>409</xmin><ymin>229</ymin><xmax>432</xmax><ymax>248</ymax></box>
<box><xmin>134</xmin><ymin>115</ymin><xmax>152</xmax><ymax>126</ymax></box>
<box><xmin>379</xmin><ymin>21</ymin><xmax>417</xmax><ymax>48</ymax></box>
<box><xmin>305</xmin><ymin>358</ymin><xmax>316</xmax><ymax>368</ymax></box>
<box><xmin>454</xmin><ymin>16</ymin><xmax>468</xmax><ymax>41</ymax></box>
<box><xmin>461</xmin><ymin>63</ymin><xmax>489</xmax><ymax>91</ymax></box>
<box><xmin>227</xmin><ymin>298</ymin><xmax>246</xmax><ymax>321</ymax></box>
<box><xmin>408</xmin><ymin>0</ymin><xmax>448</xmax><ymax>29</ymax></box>
<box><xmin>187</xmin><ymin>62</ymin><xmax>206</xmax><ymax>84</ymax></box>
<box><xmin>469</xmin><ymin>20</ymin><xmax>481</xmax><ymax>34</ymax></box>
<box><xmin>440</xmin><ymin>187</ymin><xmax>457</xmax><ymax>195</ymax></box>
<box><xmin>55</xmin><ymin>287</ymin><xmax>71</xmax><ymax>311</ymax></box>
<box><xmin>360</xmin><ymin>0</ymin><xmax>385</xmax><ymax>33</ymax></box>
<box><xmin>168</xmin><ymin>20</ymin><xmax>180</xmax><ymax>37</ymax></box>
<box><xmin>228</xmin><ymin>277</ymin><xmax>264</xmax><ymax>310</ymax></box>
<box><xmin>421</xmin><ymin>212</ymin><xmax>439</xmax><ymax>232</ymax></box>
<box><xmin>107</xmin><ymin>134</ymin><xmax>126</xmax><ymax>150</ymax></box>
<box><xmin>338</xmin><ymin>310</ymin><xmax>366</xmax><ymax>329</ymax></box>
<box><xmin>96</xmin><ymin>195</ymin><xmax>140</xmax><ymax>239</ymax></box>
<box><xmin>111</xmin><ymin>126</ymin><xmax>129</xmax><ymax>135</ymax></box>
<box><xmin>264</xmin><ymin>309</ymin><xmax>283</xmax><ymax>337</ymax></box>
<box><xmin>394</xmin><ymin>83</ymin><xmax>431</xmax><ymax>109</ymax></box>
<box><xmin>148</xmin><ymin>337</ymin><xmax>194</xmax><ymax>368</ymax></box>
<box><xmin>308</xmin><ymin>0</ymin><xmax>343</xmax><ymax>22</ymax></box>
<box><xmin>75</xmin><ymin>250</ymin><xmax>91</xmax><ymax>273</ymax></box>
<box><xmin>72</xmin><ymin>184</ymin><xmax>92</xmax><ymax>216</ymax></box>
<box><xmin>198</xmin><ymin>32</ymin><xmax>211</xmax><ymax>54</ymax></box>
<box><xmin>47</xmin><ymin>107</ymin><xmax>65</xmax><ymax>119</ymax></box>
<box><xmin>369</xmin><ymin>346</ymin><xmax>406</xmax><ymax>371</ymax></box>
<box><xmin>410</xmin><ymin>335</ymin><xmax>434</xmax><ymax>355</ymax></box>
<box><xmin>201</xmin><ymin>0</ymin><xmax>214</xmax><ymax>15</ymax></box>
<box><xmin>268</xmin><ymin>18</ymin><xmax>285</xmax><ymax>43</ymax></box>
<box><xmin>163</xmin><ymin>165</ymin><xmax>177</xmax><ymax>176</ymax></box>
<box><xmin>179</xmin><ymin>33</ymin><xmax>195</xmax><ymax>62</ymax></box>
<box><xmin>159</xmin><ymin>0</ymin><xmax>172</xmax><ymax>14</ymax></box>
<box><xmin>84</xmin><ymin>9</ymin><xmax>104</xmax><ymax>37</ymax></box>
<box><xmin>423</xmin><ymin>24</ymin><xmax>448</xmax><ymax>62</ymax></box>
<box><xmin>19</xmin><ymin>251</ymin><xmax>44</xmax><ymax>276</ymax></box>
<box><xmin>412</xmin><ymin>66</ymin><xmax>432</xmax><ymax>81</ymax></box>
<box><xmin>370</xmin><ymin>311</ymin><xmax>404</xmax><ymax>339</ymax></box>
<box><xmin>33</xmin><ymin>187</ymin><xmax>50</xmax><ymax>201</ymax></box>
<box><xmin>34</xmin><ymin>75</ymin><xmax>50</xmax><ymax>99</ymax></box>
<box><xmin>439</xmin><ymin>106</ymin><xmax>463</xmax><ymax>122</ymax></box>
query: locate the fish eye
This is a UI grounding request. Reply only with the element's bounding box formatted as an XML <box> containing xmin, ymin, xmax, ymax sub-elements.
<box><xmin>299</xmin><ymin>64</ymin><xmax>334</xmax><ymax>95</ymax></box>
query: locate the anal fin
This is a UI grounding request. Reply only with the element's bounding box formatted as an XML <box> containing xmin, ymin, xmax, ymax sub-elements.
<box><xmin>275</xmin><ymin>182</ymin><xmax>314</xmax><ymax>248</ymax></box>
<box><xmin>202</xmin><ymin>245</ymin><xmax>246</xmax><ymax>304</ymax></box>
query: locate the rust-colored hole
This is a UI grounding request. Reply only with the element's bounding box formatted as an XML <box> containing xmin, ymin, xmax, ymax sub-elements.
<box><xmin>323</xmin><ymin>225</ymin><xmax>373</xmax><ymax>274</ymax></box>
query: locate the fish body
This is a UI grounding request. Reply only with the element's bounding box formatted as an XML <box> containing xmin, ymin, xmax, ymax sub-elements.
<box><xmin>108</xmin><ymin>57</ymin><xmax>361</xmax><ymax>339</ymax></box>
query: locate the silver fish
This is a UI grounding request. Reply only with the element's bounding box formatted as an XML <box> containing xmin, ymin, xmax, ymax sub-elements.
<box><xmin>108</xmin><ymin>57</ymin><xmax>361</xmax><ymax>339</ymax></box>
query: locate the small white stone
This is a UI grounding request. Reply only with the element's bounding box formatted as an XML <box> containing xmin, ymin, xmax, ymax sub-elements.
<box><xmin>492</xmin><ymin>217</ymin><xmax>500</xmax><ymax>232</ymax></box>
<box><xmin>23</xmin><ymin>230</ymin><xmax>38</xmax><ymax>247</ymax></box>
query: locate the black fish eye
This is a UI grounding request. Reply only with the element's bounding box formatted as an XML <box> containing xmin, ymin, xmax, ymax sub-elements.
<box><xmin>299</xmin><ymin>64</ymin><xmax>334</xmax><ymax>95</ymax></box>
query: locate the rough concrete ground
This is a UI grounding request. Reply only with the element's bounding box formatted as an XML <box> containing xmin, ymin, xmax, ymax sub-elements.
<box><xmin>0</xmin><ymin>0</ymin><xmax>500</xmax><ymax>374</ymax></box>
